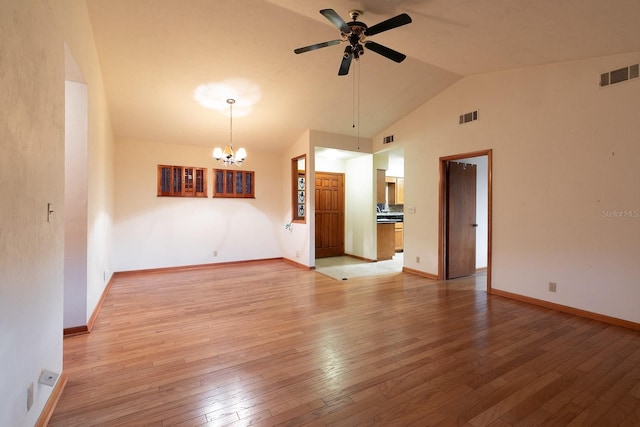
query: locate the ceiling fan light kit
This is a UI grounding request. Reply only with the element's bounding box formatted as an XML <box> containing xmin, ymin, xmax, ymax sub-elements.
<box><xmin>294</xmin><ymin>8</ymin><xmax>412</xmax><ymax>75</ymax></box>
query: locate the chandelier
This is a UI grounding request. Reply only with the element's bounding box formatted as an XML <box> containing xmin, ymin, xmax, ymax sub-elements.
<box><xmin>213</xmin><ymin>98</ymin><xmax>247</xmax><ymax>166</ymax></box>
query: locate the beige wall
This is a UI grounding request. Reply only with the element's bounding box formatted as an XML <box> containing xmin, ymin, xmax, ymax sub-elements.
<box><xmin>377</xmin><ymin>52</ymin><xmax>640</xmax><ymax>323</ymax></box>
<box><xmin>280</xmin><ymin>130</ymin><xmax>312</xmax><ymax>266</ymax></box>
<box><xmin>114</xmin><ymin>139</ymin><xmax>284</xmax><ymax>271</ymax></box>
<box><xmin>0</xmin><ymin>1</ymin><xmax>115</xmax><ymax>424</ymax></box>
<box><xmin>1</xmin><ymin>1</ymin><xmax>65</xmax><ymax>426</ymax></box>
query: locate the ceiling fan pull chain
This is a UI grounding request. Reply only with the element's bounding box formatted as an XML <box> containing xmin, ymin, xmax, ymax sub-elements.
<box><xmin>357</xmin><ymin>61</ymin><xmax>361</xmax><ymax>150</ymax></box>
<box><xmin>352</xmin><ymin>65</ymin><xmax>357</xmax><ymax>130</ymax></box>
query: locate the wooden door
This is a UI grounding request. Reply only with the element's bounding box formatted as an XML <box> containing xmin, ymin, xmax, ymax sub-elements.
<box><xmin>446</xmin><ymin>161</ymin><xmax>477</xmax><ymax>278</ymax></box>
<box><xmin>315</xmin><ymin>172</ymin><xmax>345</xmax><ymax>258</ymax></box>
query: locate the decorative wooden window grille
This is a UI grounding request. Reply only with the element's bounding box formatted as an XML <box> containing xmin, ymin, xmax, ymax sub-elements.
<box><xmin>157</xmin><ymin>165</ymin><xmax>207</xmax><ymax>197</ymax></box>
<box><xmin>213</xmin><ymin>169</ymin><xmax>255</xmax><ymax>198</ymax></box>
<box><xmin>291</xmin><ymin>155</ymin><xmax>306</xmax><ymax>223</ymax></box>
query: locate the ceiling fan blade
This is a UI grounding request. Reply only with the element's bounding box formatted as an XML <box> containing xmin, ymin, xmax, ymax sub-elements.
<box><xmin>320</xmin><ymin>9</ymin><xmax>350</xmax><ymax>33</ymax></box>
<box><xmin>338</xmin><ymin>52</ymin><xmax>353</xmax><ymax>76</ymax></box>
<box><xmin>364</xmin><ymin>41</ymin><xmax>406</xmax><ymax>63</ymax></box>
<box><xmin>294</xmin><ymin>39</ymin><xmax>341</xmax><ymax>54</ymax></box>
<box><xmin>365</xmin><ymin>13</ymin><xmax>412</xmax><ymax>37</ymax></box>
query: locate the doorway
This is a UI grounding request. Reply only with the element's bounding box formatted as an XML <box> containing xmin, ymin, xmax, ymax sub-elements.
<box><xmin>314</xmin><ymin>171</ymin><xmax>345</xmax><ymax>258</ymax></box>
<box><xmin>439</xmin><ymin>149</ymin><xmax>492</xmax><ymax>291</ymax></box>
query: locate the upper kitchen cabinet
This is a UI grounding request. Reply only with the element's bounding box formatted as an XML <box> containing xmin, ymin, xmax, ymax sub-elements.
<box><xmin>396</xmin><ymin>177</ymin><xmax>404</xmax><ymax>204</ymax></box>
<box><xmin>386</xmin><ymin>176</ymin><xmax>405</xmax><ymax>205</ymax></box>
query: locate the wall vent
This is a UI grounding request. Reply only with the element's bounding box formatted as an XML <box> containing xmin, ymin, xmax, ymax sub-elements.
<box><xmin>600</xmin><ymin>64</ymin><xmax>639</xmax><ymax>87</ymax></box>
<box><xmin>459</xmin><ymin>110</ymin><xmax>478</xmax><ymax>124</ymax></box>
<box><xmin>383</xmin><ymin>135</ymin><xmax>394</xmax><ymax>144</ymax></box>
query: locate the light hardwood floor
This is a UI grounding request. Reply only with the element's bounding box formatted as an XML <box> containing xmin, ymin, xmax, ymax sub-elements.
<box><xmin>50</xmin><ymin>260</ymin><xmax>640</xmax><ymax>426</ymax></box>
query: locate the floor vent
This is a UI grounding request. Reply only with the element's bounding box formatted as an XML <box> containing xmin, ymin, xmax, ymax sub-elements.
<box><xmin>459</xmin><ymin>110</ymin><xmax>478</xmax><ymax>124</ymax></box>
<box><xmin>600</xmin><ymin>64</ymin><xmax>639</xmax><ymax>87</ymax></box>
<box><xmin>383</xmin><ymin>135</ymin><xmax>394</xmax><ymax>144</ymax></box>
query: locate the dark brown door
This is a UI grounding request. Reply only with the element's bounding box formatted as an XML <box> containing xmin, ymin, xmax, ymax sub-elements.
<box><xmin>446</xmin><ymin>161</ymin><xmax>477</xmax><ymax>278</ymax></box>
<box><xmin>315</xmin><ymin>172</ymin><xmax>345</xmax><ymax>258</ymax></box>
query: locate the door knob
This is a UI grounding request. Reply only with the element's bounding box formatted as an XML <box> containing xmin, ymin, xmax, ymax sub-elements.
<box><xmin>472</xmin><ymin>224</ymin><xmax>478</xmax><ymax>227</ymax></box>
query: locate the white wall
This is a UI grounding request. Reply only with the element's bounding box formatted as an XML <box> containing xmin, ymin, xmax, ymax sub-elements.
<box><xmin>114</xmin><ymin>139</ymin><xmax>284</xmax><ymax>271</ymax></box>
<box><xmin>344</xmin><ymin>155</ymin><xmax>375</xmax><ymax>260</ymax></box>
<box><xmin>64</xmin><ymin>80</ymin><xmax>89</xmax><ymax>328</ymax></box>
<box><xmin>54</xmin><ymin>0</ymin><xmax>116</xmax><ymax>327</ymax></box>
<box><xmin>375</xmin><ymin>52</ymin><xmax>640</xmax><ymax>323</ymax></box>
<box><xmin>0</xmin><ymin>1</ymin><xmax>65</xmax><ymax>426</ymax></box>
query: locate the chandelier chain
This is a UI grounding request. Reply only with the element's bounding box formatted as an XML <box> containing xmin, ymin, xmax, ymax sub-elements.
<box><xmin>229</xmin><ymin>98</ymin><xmax>233</xmax><ymax>149</ymax></box>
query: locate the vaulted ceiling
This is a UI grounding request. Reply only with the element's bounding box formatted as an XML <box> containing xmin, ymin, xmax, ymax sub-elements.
<box><xmin>84</xmin><ymin>0</ymin><xmax>640</xmax><ymax>153</ymax></box>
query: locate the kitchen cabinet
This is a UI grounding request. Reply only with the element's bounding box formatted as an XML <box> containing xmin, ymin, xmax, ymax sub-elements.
<box><xmin>376</xmin><ymin>169</ymin><xmax>386</xmax><ymax>204</ymax></box>
<box><xmin>395</xmin><ymin>222</ymin><xmax>404</xmax><ymax>252</ymax></box>
<box><xmin>396</xmin><ymin>178</ymin><xmax>404</xmax><ymax>204</ymax></box>
<box><xmin>377</xmin><ymin>223</ymin><xmax>395</xmax><ymax>260</ymax></box>
<box><xmin>385</xmin><ymin>176</ymin><xmax>404</xmax><ymax>205</ymax></box>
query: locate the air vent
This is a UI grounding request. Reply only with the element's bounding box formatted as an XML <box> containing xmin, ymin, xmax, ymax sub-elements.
<box><xmin>600</xmin><ymin>64</ymin><xmax>639</xmax><ymax>87</ymax></box>
<box><xmin>383</xmin><ymin>135</ymin><xmax>394</xmax><ymax>144</ymax></box>
<box><xmin>459</xmin><ymin>110</ymin><xmax>478</xmax><ymax>124</ymax></box>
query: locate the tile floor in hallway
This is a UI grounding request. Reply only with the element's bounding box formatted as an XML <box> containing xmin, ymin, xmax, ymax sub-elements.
<box><xmin>314</xmin><ymin>252</ymin><xmax>404</xmax><ymax>281</ymax></box>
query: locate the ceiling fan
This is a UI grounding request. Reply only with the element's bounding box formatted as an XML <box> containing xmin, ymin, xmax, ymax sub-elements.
<box><xmin>294</xmin><ymin>9</ymin><xmax>412</xmax><ymax>76</ymax></box>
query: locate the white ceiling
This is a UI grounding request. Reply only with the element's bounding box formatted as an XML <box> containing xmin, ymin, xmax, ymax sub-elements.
<box><xmin>85</xmin><ymin>0</ymin><xmax>640</xmax><ymax>154</ymax></box>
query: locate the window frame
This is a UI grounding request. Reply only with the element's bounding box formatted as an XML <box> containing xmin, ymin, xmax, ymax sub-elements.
<box><xmin>213</xmin><ymin>169</ymin><xmax>255</xmax><ymax>198</ymax></box>
<box><xmin>157</xmin><ymin>165</ymin><xmax>207</xmax><ymax>197</ymax></box>
<box><xmin>291</xmin><ymin>154</ymin><xmax>306</xmax><ymax>223</ymax></box>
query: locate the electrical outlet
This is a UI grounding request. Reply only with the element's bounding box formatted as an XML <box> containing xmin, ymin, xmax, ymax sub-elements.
<box><xmin>213</xmin><ymin>250</ymin><xmax>218</xmax><ymax>257</ymax></box>
<box><xmin>416</xmin><ymin>256</ymin><xmax>420</xmax><ymax>263</ymax></box>
<box><xmin>296</xmin><ymin>250</ymin><xmax>300</xmax><ymax>258</ymax></box>
<box><xmin>548</xmin><ymin>282</ymin><xmax>557</xmax><ymax>292</ymax></box>
<box><xmin>39</xmin><ymin>369</ymin><xmax>59</xmax><ymax>386</ymax></box>
<box><xmin>27</xmin><ymin>382</ymin><xmax>33</xmax><ymax>410</ymax></box>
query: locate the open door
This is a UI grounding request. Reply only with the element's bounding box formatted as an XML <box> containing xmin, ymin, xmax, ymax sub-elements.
<box><xmin>315</xmin><ymin>172</ymin><xmax>345</xmax><ymax>258</ymax></box>
<box><xmin>439</xmin><ymin>149</ymin><xmax>492</xmax><ymax>290</ymax></box>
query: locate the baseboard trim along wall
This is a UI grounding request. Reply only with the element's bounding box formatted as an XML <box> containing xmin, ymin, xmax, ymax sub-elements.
<box><xmin>345</xmin><ymin>253</ymin><xmax>377</xmax><ymax>263</ymax></box>
<box><xmin>115</xmin><ymin>257</ymin><xmax>286</xmax><ymax>277</ymax></box>
<box><xmin>63</xmin><ymin>325</ymin><xmax>89</xmax><ymax>336</ymax></box>
<box><xmin>402</xmin><ymin>267</ymin><xmax>439</xmax><ymax>281</ymax></box>
<box><xmin>490</xmin><ymin>288</ymin><xmax>640</xmax><ymax>331</ymax></box>
<box><xmin>35</xmin><ymin>373</ymin><xmax>67</xmax><ymax>427</ymax></box>
<box><xmin>281</xmin><ymin>257</ymin><xmax>314</xmax><ymax>270</ymax></box>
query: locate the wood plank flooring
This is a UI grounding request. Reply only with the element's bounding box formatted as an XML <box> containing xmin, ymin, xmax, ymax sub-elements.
<box><xmin>50</xmin><ymin>260</ymin><xmax>640</xmax><ymax>426</ymax></box>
